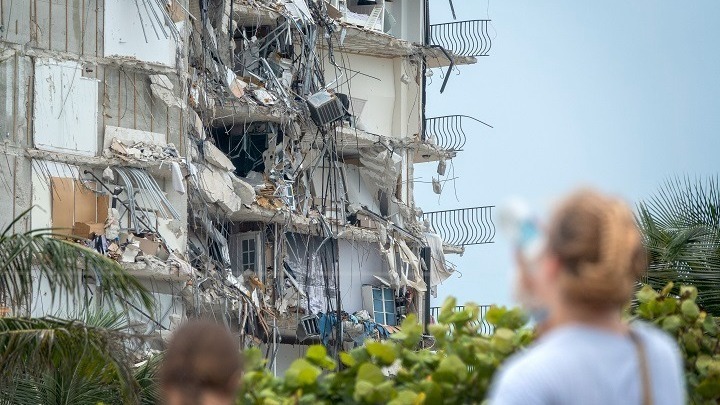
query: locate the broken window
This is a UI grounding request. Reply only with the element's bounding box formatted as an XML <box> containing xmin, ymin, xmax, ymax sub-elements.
<box><xmin>362</xmin><ymin>284</ymin><xmax>397</xmax><ymax>326</ymax></box>
<box><xmin>211</xmin><ymin>123</ymin><xmax>282</xmax><ymax>178</ymax></box>
<box><xmin>50</xmin><ymin>177</ymin><xmax>109</xmax><ymax>237</ymax></box>
<box><xmin>330</xmin><ymin>0</ymin><xmax>387</xmax><ymax>31</ymax></box>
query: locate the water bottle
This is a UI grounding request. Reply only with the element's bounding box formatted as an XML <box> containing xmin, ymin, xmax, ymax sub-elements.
<box><xmin>497</xmin><ymin>199</ymin><xmax>545</xmax><ymax>271</ymax></box>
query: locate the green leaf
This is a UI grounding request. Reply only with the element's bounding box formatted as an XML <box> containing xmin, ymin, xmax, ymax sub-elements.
<box><xmin>484</xmin><ymin>306</ymin><xmax>528</xmax><ymax>330</ymax></box>
<box><xmin>680</xmin><ymin>285</ymin><xmax>699</xmax><ymax>301</ymax></box>
<box><xmin>366</xmin><ymin>341</ymin><xmax>397</xmax><ymax>366</ymax></box>
<box><xmin>340</xmin><ymin>352</ymin><xmax>356</xmax><ymax>367</ymax></box>
<box><xmin>433</xmin><ymin>355</ymin><xmax>467</xmax><ymax>384</ymax></box>
<box><xmin>356</xmin><ymin>363</ymin><xmax>385</xmax><ymax>385</ymax></box>
<box><xmin>682</xmin><ymin>300</ymin><xmax>701</xmax><ymax>320</ymax></box>
<box><xmin>656</xmin><ymin>297</ymin><xmax>678</xmax><ymax>317</ymax></box>
<box><xmin>392</xmin><ymin>315</ymin><xmax>423</xmax><ymax>348</ymax></box>
<box><xmin>285</xmin><ymin>359</ymin><xmax>321</xmax><ymax>388</ymax></box>
<box><xmin>306</xmin><ymin>345</ymin><xmax>336</xmax><ymax>370</ymax></box>
<box><xmin>490</xmin><ymin>328</ymin><xmax>516</xmax><ymax>354</ymax></box>
<box><xmin>636</xmin><ymin>285</ymin><xmax>659</xmax><ymax>304</ymax></box>
<box><xmin>703</xmin><ymin>315</ymin><xmax>719</xmax><ymax>336</ymax></box>
<box><xmin>695</xmin><ymin>378</ymin><xmax>720</xmax><ymax>399</ymax></box>
<box><xmin>662</xmin><ymin>315</ymin><xmax>683</xmax><ymax>334</ymax></box>
<box><xmin>354</xmin><ymin>380</ymin><xmax>375</xmax><ymax>402</ymax></box>
<box><xmin>244</xmin><ymin>347</ymin><xmax>266</xmax><ymax>370</ymax></box>
<box><xmin>438</xmin><ymin>297</ymin><xmax>457</xmax><ymax>324</ymax></box>
<box><xmin>388</xmin><ymin>390</ymin><xmax>424</xmax><ymax>405</ymax></box>
<box><xmin>660</xmin><ymin>282</ymin><xmax>675</xmax><ymax>296</ymax></box>
<box><xmin>683</xmin><ymin>332</ymin><xmax>701</xmax><ymax>354</ymax></box>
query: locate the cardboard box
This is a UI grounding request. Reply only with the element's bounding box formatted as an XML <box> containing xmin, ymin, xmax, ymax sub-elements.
<box><xmin>136</xmin><ymin>237</ymin><xmax>161</xmax><ymax>257</ymax></box>
<box><xmin>72</xmin><ymin>222</ymin><xmax>105</xmax><ymax>239</ymax></box>
<box><xmin>356</xmin><ymin>213</ymin><xmax>375</xmax><ymax>229</ymax></box>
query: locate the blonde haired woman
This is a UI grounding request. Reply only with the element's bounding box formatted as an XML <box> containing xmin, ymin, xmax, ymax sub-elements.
<box><xmin>490</xmin><ymin>189</ymin><xmax>685</xmax><ymax>405</ymax></box>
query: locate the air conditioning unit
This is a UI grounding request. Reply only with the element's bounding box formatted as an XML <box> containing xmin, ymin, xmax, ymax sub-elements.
<box><xmin>296</xmin><ymin>314</ymin><xmax>320</xmax><ymax>342</ymax></box>
<box><xmin>306</xmin><ymin>90</ymin><xmax>345</xmax><ymax>127</ymax></box>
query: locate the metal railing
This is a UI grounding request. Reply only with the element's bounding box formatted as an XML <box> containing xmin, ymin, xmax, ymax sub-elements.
<box><xmin>424</xmin><ymin>115</ymin><xmax>493</xmax><ymax>151</ymax></box>
<box><xmin>429</xmin><ymin>20</ymin><xmax>492</xmax><ymax>57</ymax></box>
<box><xmin>429</xmin><ymin>305</ymin><xmax>494</xmax><ymax>335</ymax></box>
<box><xmin>423</xmin><ymin>206</ymin><xmax>495</xmax><ymax>246</ymax></box>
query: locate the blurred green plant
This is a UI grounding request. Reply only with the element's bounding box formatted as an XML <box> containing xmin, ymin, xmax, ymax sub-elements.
<box><xmin>635</xmin><ymin>283</ymin><xmax>720</xmax><ymax>404</ymax></box>
<box><xmin>238</xmin><ymin>284</ymin><xmax>720</xmax><ymax>404</ymax></box>
<box><xmin>238</xmin><ymin>299</ymin><xmax>532</xmax><ymax>405</ymax></box>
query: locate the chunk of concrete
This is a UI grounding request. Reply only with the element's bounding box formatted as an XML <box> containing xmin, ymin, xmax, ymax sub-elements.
<box><xmin>203</xmin><ymin>141</ymin><xmax>236</xmax><ymax>171</ymax></box>
<box><xmin>198</xmin><ymin>165</ymin><xmax>243</xmax><ymax>213</ymax></box>
<box><xmin>104</xmin><ymin>125</ymin><xmax>166</xmax><ymax>150</ymax></box>
<box><xmin>231</xmin><ymin>175</ymin><xmax>257</xmax><ymax>203</ymax></box>
<box><xmin>151</xmin><ymin>83</ymin><xmax>182</xmax><ymax>108</ymax></box>
<box><xmin>229</xmin><ymin>78</ymin><xmax>247</xmax><ymax>98</ymax></box>
<box><xmin>149</xmin><ymin>74</ymin><xmax>174</xmax><ymax>90</ymax></box>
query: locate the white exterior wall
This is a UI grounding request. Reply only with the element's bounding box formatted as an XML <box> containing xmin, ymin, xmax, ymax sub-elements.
<box><xmin>103</xmin><ymin>0</ymin><xmax>178</xmax><ymax>66</ymax></box>
<box><xmin>326</xmin><ymin>52</ymin><xmax>395</xmax><ymax>137</ymax></box>
<box><xmin>337</xmin><ymin>239</ymin><xmax>388</xmax><ymax>314</ymax></box>
<box><xmin>271</xmin><ymin>344</ymin><xmax>309</xmax><ymax>376</ymax></box>
<box><xmin>33</xmin><ymin>59</ymin><xmax>99</xmax><ymax>156</ymax></box>
<box><xmin>324</xmin><ymin>53</ymin><xmax>421</xmax><ymax>141</ymax></box>
<box><xmin>386</xmin><ymin>0</ymin><xmax>425</xmax><ymax>43</ymax></box>
<box><xmin>391</xmin><ymin>57</ymin><xmax>422</xmax><ymax>141</ymax></box>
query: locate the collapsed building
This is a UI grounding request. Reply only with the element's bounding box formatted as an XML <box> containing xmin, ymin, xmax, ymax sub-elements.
<box><xmin>0</xmin><ymin>0</ymin><xmax>494</xmax><ymax>372</ymax></box>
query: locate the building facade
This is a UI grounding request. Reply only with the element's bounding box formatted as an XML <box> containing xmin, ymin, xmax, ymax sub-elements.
<box><xmin>0</xmin><ymin>0</ymin><xmax>492</xmax><ymax>372</ymax></box>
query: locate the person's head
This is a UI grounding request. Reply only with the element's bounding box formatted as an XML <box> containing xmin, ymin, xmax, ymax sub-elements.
<box><xmin>159</xmin><ymin>319</ymin><xmax>242</xmax><ymax>405</ymax></box>
<box><xmin>528</xmin><ymin>189</ymin><xmax>647</xmax><ymax>318</ymax></box>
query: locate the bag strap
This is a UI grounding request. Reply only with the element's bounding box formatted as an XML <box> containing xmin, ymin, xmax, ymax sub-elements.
<box><xmin>628</xmin><ymin>329</ymin><xmax>654</xmax><ymax>405</ymax></box>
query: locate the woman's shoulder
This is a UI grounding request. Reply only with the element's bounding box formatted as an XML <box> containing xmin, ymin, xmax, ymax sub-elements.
<box><xmin>630</xmin><ymin>321</ymin><xmax>683</xmax><ymax>364</ymax></box>
<box><xmin>489</xmin><ymin>330</ymin><xmax>580</xmax><ymax>402</ymax></box>
<box><xmin>630</xmin><ymin>321</ymin><xmax>681</xmax><ymax>353</ymax></box>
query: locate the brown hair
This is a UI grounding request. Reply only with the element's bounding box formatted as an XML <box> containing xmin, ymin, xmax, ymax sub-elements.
<box><xmin>159</xmin><ymin>319</ymin><xmax>242</xmax><ymax>404</ymax></box>
<box><xmin>547</xmin><ymin>189</ymin><xmax>647</xmax><ymax>309</ymax></box>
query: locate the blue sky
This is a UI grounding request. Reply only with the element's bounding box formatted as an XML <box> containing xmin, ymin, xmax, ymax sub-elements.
<box><xmin>416</xmin><ymin>1</ymin><xmax>720</xmax><ymax>307</ymax></box>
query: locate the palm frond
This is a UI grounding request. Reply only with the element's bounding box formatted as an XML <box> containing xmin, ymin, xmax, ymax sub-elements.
<box><xmin>0</xmin><ymin>209</ymin><xmax>154</xmax><ymax>315</ymax></box>
<box><xmin>1</xmin><ymin>371</ymin><xmax>121</xmax><ymax>405</ymax></box>
<box><xmin>637</xmin><ymin>176</ymin><xmax>720</xmax><ymax>315</ymax></box>
<box><xmin>134</xmin><ymin>354</ymin><xmax>163</xmax><ymax>405</ymax></box>
<box><xmin>0</xmin><ymin>316</ymin><xmax>144</xmax><ymax>403</ymax></box>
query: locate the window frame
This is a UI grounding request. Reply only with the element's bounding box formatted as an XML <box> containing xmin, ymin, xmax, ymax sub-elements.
<box><xmin>231</xmin><ymin>232</ymin><xmax>263</xmax><ymax>278</ymax></box>
<box><xmin>362</xmin><ymin>284</ymin><xmax>397</xmax><ymax>326</ymax></box>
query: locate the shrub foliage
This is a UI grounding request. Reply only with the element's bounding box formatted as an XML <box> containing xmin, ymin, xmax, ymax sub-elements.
<box><xmin>239</xmin><ymin>284</ymin><xmax>720</xmax><ymax>404</ymax></box>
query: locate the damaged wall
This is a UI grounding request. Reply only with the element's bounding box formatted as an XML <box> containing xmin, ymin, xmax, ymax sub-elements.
<box><xmin>101</xmin><ymin>67</ymin><xmax>186</xmax><ymax>155</ymax></box>
<box><xmin>323</xmin><ymin>52</ymin><xmax>396</xmax><ymax>137</ymax></box>
<box><xmin>0</xmin><ymin>51</ymin><xmax>33</xmax><ymax>232</ymax></box>
<box><xmin>0</xmin><ymin>0</ymin><xmax>105</xmax><ymax>56</ymax></box>
<box><xmin>104</xmin><ymin>0</ymin><xmax>180</xmax><ymax>67</ymax></box>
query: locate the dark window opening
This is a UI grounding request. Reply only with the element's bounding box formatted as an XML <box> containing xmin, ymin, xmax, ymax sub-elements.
<box><xmin>211</xmin><ymin>123</ymin><xmax>283</xmax><ymax>178</ymax></box>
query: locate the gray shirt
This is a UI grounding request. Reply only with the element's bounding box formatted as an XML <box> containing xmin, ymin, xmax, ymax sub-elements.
<box><xmin>489</xmin><ymin>322</ymin><xmax>685</xmax><ymax>405</ymax></box>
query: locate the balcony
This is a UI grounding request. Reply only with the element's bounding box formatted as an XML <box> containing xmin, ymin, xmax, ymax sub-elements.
<box><xmin>423</xmin><ymin>206</ymin><xmax>495</xmax><ymax>247</ymax></box>
<box><xmin>429</xmin><ymin>305</ymin><xmax>493</xmax><ymax>335</ymax></box>
<box><xmin>424</xmin><ymin>115</ymin><xmax>492</xmax><ymax>152</ymax></box>
<box><xmin>429</xmin><ymin>20</ymin><xmax>492</xmax><ymax>57</ymax></box>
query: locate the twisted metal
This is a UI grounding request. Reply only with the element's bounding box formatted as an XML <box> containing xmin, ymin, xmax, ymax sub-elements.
<box><xmin>424</xmin><ymin>115</ymin><xmax>493</xmax><ymax>151</ymax></box>
<box><xmin>423</xmin><ymin>206</ymin><xmax>495</xmax><ymax>246</ymax></box>
<box><xmin>429</xmin><ymin>20</ymin><xmax>492</xmax><ymax>57</ymax></box>
<box><xmin>430</xmin><ymin>305</ymin><xmax>494</xmax><ymax>335</ymax></box>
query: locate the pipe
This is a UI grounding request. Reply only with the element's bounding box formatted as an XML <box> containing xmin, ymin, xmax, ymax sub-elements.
<box><xmin>421</xmin><ymin>247</ymin><xmax>432</xmax><ymax>334</ymax></box>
